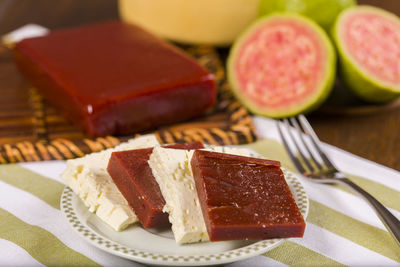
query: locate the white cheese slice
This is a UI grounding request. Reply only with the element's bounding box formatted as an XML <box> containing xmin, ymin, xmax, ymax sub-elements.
<box><xmin>61</xmin><ymin>134</ymin><xmax>160</xmax><ymax>231</ymax></box>
<box><xmin>148</xmin><ymin>145</ymin><xmax>252</xmax><ymax>244</ymax></box>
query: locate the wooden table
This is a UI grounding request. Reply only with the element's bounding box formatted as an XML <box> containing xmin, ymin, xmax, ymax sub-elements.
<box><xmin>309</xmin><ymin>107</ymin><xmax>400</xmax><ymax>171</ymax></box>
<box><xmin>0</xmin><ymin>0</ymin><xmax>399</xmax><ymax>170</ymax></box>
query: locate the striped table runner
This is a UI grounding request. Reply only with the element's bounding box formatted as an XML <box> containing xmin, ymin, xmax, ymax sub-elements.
<box><xmin>0</xmin><ymin>116</ymin><xmax>399</xmax><ymax>266</ymax></box>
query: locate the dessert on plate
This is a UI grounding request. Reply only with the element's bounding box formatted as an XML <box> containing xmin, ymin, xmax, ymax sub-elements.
<box><xmin>62</xmin><ymin>135</ymin><xmax>306</xmax><ymax>244</ymax></box>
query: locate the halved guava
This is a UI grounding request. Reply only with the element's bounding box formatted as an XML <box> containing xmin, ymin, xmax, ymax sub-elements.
<box><xmin>332</xmin><ymin>5</ymin><xmax>400</xmax><ymax>103</ymax></box>
<box><xmin>227</xmin><ymin>14</ymin><xmax>336</xmax><ymax>118</ymax></box>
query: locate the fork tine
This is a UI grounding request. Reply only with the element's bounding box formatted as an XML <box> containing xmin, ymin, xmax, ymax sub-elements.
<box><xmin>276</xmin><ymin>119</ymin><xmax>307</xmax><ymax>174</ymax></box>
<box><xmin>289</xmin><ymin>117</ymin><xmax>323</xmax><ymax>171</ymax></box>
<box><xmin>285</xmin><ymin>118</ymin><xmax>315</xmax><ymax>172</ymax></box>
<box><xmin>298</xmin><ymin>114</ymin><xmax>336</xmax><ymax>170</ymax></box>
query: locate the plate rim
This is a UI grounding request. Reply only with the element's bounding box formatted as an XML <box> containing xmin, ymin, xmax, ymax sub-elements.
<box><xmin>60</xmin><ymin>168</ymin><xmax>309</xmax><ymax>266</ymax></box>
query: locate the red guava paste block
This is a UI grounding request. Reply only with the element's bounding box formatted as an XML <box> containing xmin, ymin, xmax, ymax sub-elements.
<box><xmin>342</xmin><ymin>12</ymin><xmax>400</xmax><ymax>84</ymax></box>
<box><xmin>107</xmin><ymin>142</ymin><xmax>204</xmax><ymax>228</ymax></box>
<box><xmin>191</xmin><ymin>150</ymin><xmax>305</xmax><ymax>241</ymax></box>
<box><xmin>13</xmin><ymin>21</ymin><xmax>216</xmax><ymax>137</ymax></box>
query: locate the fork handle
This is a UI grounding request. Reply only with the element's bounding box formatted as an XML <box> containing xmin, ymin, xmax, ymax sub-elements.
<box><xmin>338</xmin><ymin>177</ymin><xmax>400</xmax><ymax>248</ymax></box>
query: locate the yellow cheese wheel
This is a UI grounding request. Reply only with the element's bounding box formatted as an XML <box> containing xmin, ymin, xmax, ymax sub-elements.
<box><xmin>118</xmin><ymin>0</ymin><xmax>260</xmax><ymax>46</ymax></box>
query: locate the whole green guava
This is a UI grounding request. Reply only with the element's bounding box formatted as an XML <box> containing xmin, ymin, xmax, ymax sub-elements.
<box><xmin>259</xmin><ymin>0</ymin><xmax>356</xmax><ymax>31</ymax></box>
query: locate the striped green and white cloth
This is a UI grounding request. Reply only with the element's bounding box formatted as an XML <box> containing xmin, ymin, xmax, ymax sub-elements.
<box><xmin>0</xmin><ymin>116</ymin><xmax>399</xmax><ymax>266</ymax></box>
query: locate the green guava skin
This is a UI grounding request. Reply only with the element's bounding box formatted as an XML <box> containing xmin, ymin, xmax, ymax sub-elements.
<box><xmin>227</xmin><ymin>14</ymin><xmax>336</xmax><ymax>118</ymax></box>
<box><xmin>258</xmin><ymin>0</ymin><xmax>356</xmax><ymax>31</ymax></box>
<box><xmin>332</xmin><ymin>6</ymin><xmax>400</xmax><ymax>103</ymax></box>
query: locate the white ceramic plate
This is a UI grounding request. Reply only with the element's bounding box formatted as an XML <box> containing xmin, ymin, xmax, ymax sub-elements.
<box><xmin>61</xmin><ymin>168</ymin><xmax>308</xmax><ymax>266</ymax></box>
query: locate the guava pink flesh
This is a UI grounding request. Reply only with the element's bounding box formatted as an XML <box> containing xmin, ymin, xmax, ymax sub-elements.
<box><xmin>235</xmin><ymin>19</ymin><xmax>326</xmax><ymax>109</ymax></box>
<box><xmin>343</xmin><ymin>12</ymin><xmax>400</xmax><ymax>84</ymax></box>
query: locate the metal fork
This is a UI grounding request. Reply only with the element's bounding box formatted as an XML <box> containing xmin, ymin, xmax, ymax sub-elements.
<box><xmin>277</xmin><ymin>114</ymin><xmax>400</xmax><ymax>247</ymax></box>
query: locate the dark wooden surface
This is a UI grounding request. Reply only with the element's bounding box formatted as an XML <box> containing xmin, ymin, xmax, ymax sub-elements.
<box><xmin>0</xmin><ymin>0</ymin><xmax>399</xmax><ymax>170</ymax></box>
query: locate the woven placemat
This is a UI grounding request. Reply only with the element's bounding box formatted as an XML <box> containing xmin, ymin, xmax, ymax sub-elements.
<box><xmin>0</xmin><ymin>44</ymin><xmax>257</xmax><ymax>163</ymax></box>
